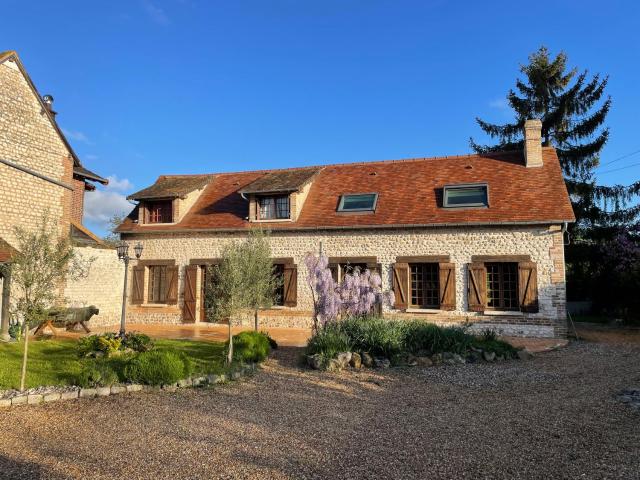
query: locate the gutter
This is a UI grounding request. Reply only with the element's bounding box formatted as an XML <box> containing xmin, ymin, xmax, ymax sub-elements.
<box><xmin>119</xmin><ymin>219</ymin><xmax>575</xmax><ymax>237</ymax></box>
<box><xmin>0</xmin><ymin>158</ymin><xmax>74</xmax><ymax>191</ymax></box>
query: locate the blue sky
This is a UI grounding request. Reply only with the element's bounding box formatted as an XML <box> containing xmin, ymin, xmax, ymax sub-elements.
<box><xmin>4</xmin><ymin>0</ymin><xmax>639</xmax><ymax>235</ymax></box>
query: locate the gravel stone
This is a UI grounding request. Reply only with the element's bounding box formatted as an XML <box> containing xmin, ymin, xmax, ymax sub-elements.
<box><xmin>0</xmin><ymin>341</ymin><xmax>638</xmax><ymax>479</ymax></box>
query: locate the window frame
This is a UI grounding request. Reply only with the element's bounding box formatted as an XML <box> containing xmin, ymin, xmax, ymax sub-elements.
<box><xmin>145</xmin><ymin>200</ymin><xmax>173</xmax><ymax>224</ymax></box>
<box><xmin>485</xmin><ymin>262</ymin><xmax>519</xmax><ymax>312</ymax></box>
<box><xmin>409</xmin><ymin>262</ymin><xmax>440</xmax><ymax>309</ymax></box>
<box><xmin>337</xmin><ymin>193</ymin><xmax>379</xmax><ymax>213</ymax></box>
<box><xmin>272</xmin><ymin>263</ymin><xmax>286</xmax><ymax>306</ymax></box>
<box><xmin>257</xmin><ymin>194</ymin><xmax>291</xmax><ymax>220</ymax></box>
<box><xmin>147</xmin><ymin>264</ymin><xmax>169</xmax><ymax>304</ymax></box>
<box><xmin>442</xmin><ymin>183</ymin><xmax>489</xmax><ymax>208</ymax></box>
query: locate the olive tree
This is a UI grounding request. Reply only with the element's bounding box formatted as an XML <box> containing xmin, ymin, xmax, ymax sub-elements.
<box><xmin>1</xmin><ymin>216</ymin><xmax>91</xmax><ymax>391</ymax></box>
<box><xmin>206</xmin><ymin>229</ymin><xmax>279</xmax><ymax>364</ymax></box>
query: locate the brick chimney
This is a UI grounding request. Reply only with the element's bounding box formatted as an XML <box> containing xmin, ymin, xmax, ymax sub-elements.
<box><xmin>523</xmin><ymin>119</ymin><xmax>543</xmax><ymax>167</ymax></box>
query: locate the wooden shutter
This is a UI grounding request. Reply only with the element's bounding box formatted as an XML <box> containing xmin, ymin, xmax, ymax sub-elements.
<box><xmin>283</xmin><ymin>264</ymin><xmax>298</xmax><ymax>307</ymax></box>
<box><xmin>183</xmin><ymin>265</ymin><xmax>198</xmax><ymax>321</ymax></box>
<box><xmin>392</xmin><ymin>263</ymin><xmax>409</xmax><ymax>310</ymax></box>
<box><xmin>328</xmin><ymin>263</ymin><xmax>339</xmax><ymax>283</ymax></box>
<box><xmin>518</xmin><ymin>261</ymin><xmax>539</xmax><ymax>313</ymax></box>
<box><xmin>467</xmin><ymin>262</ymin><xmax>486</xmax><ymax>312</ymax></box>
<box><xmin>131</xmin><ymin>266</ymin><xmax>145</xmax><ymax>305</ymax></box>
<box><xmin>165</xmin><ymin>266</ymin><xmax>179</xmax><ymax>304</ymax></box>
<box><xmin>438</xmin><ymin>262</ymin><xmax>456</xmax><ymax>311</ymax></box>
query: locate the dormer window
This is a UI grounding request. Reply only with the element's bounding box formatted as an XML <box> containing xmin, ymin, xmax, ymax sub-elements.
<box><xmin>443</xmin><ymin>184</ymin><xmax>488</xmax><ymax>208</ymax></box>
<box><xmin>258</xmin><ymin>195</ymin><xmax>290</xmax><ymax>220</ymax></box>
<box><xmin>145</xmin><ymin>200</ymin><xmax>173</xmax><ymax>224</ymax></box>
<box><xmin>337</xmin><ymin>193</ymin><xmax>378</xmax><ymax>212</ymax></box>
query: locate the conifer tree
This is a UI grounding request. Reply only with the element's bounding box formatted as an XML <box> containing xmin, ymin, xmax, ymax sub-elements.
<box><xmin>471</xmin><ymin>47</ymin><xmax>639</xmax><ymax>237</ymax></box>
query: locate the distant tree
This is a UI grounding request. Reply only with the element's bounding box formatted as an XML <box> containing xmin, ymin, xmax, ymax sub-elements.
<box><xmin>1</xmin><ymin>215</ymin><xmax>91</xmax><ymax>390</ymax></box>
<box><xmin>102</xmin><ymin>213</ymin><xmax>125</xmax><ymax>247</ymax></box>
<box><xmin>205</xmin><ymin>230</ymin><xmax>279</xmax><ymax>363</ymax></box>
<box><xmin>471</xmin><ymin>46</ymin><xmax>639</xmax><ymax>236</ymax></box>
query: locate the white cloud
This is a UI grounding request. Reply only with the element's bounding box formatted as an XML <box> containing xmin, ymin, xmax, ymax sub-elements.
<box><xmin>84</xmin><ymin>176</ymin><xmax>135</xmax><ymax>231</ymax></box>
<box><xmin>62</xmin><ymin>128</ymin><xmax>92</xmax><ymax>144</ymax></box>
<box><xmin>142</xmin><ymin>0</ymin><xmax>170</xmax><ymax>25</ymax></box>
<box><xmin>106</xmin><ymin>175</ymin><xmax>134</xmax><ymax>192</ymax></box>
<box><xmin>489</xmin><ymin>98</ymin><xmax>509</xmax><ymax>110</ymax></box>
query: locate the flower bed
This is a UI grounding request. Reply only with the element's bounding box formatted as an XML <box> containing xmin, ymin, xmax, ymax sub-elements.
<box><xmin>305</xmin><ymin>316</ymin><xmax>530</xmax><ymax>371</ymax></box>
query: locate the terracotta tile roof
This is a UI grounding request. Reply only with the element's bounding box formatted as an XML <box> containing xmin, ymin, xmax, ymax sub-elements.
<box><xmin>117</xmin><ymin>147</ymin><xmax>575</xmax><ymax>234</ymax></box>
<box><xmin>127</xmin><ymin>175</ymin><xmax>213</xmax><ymax>200</ymax></box>
<box><xmin>0</xmin><ymin>237</ymin><xmax>18</xmax><ymax>262</ymax></box>
<box><xmin>239</xmin><ymin>167</ymin><xmax>321</xmax><ymax>194</ymax></box>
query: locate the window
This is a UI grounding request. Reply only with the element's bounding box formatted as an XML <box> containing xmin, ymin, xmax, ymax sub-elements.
<box><xmin>258</xmin><ymin>195</ymin><xmax>290</xmax><ymax>220</ymax></box>
<box><xmin>409</xmin><ymin>263</ymin><xmax>440</xmax><ymax>308</ymax></box>
<box><xmin>148</xmin><ymin>265</ymin><xmax>168</xmax><ymax>303</ymax></box>
<box><xmin>339</xmin><ymin>262</ymin><xmax>368</xmax><ymax>278</ymax></box>
<box><xmin>443</xmin><ymin>184</ymin><xmax>488</xmax><ymax>208</ymax></box>
<box><xmin>146</xmin><ymin>200</ymin><xmax>173</xmax><ymax>223</ymax></box>
<box><xmin>337</xmin><ymin>193</ymin><xmax>378</xmax><ymax>212</ymax></box>
<box><xmin>272</xmin><ymin>264</ymin><xmax>285</xmax><ymax>306</ymax></box>
<box><xmin>486</xmin><ymin>262</ymin><xmax>519</xmax><ymax>311</ymax></box>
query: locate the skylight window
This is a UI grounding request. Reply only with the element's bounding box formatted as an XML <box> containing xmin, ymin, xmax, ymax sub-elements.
<box><xmin>337</xmin><ymin>193</ymin><xmax>378</xmax><ymax>212</ymax></box>
<box><xmin>443</xmin><ymin>184</ymin><xmax>488</xmax><ymax>208</ymax></box>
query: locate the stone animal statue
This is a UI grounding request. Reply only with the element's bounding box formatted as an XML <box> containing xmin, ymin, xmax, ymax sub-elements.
<box><xmin>34</xmin><ymin>306</ymin><xmax>100</xmax><ymax>335</ymax></box>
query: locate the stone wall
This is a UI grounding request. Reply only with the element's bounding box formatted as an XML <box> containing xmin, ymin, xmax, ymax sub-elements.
<box><xmin>0</xmin><ymin>58</ymin><xmax>72</xmax><ymax>245</ymax></box>
<box><xmin>64</xmin><ymin>246</ymin><xmax>125</xmax><ymax>327</ymax></box>
<box><xmin>121</xmin><ymin>224</ymin><xmax>568</xmax><ymax>337</ymax></box>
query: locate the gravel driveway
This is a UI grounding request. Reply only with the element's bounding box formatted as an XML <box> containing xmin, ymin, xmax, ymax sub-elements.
<box><xmin>0</xmin><ymin>340</ymin><xmax>638</xmax><ymax>479</ymax></box>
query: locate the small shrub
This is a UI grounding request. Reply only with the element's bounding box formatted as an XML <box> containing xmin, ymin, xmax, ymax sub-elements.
<box><xmin>232</xmin><ymin>331</ymin><xmax>271</xmax><ymax>363</ymax></box>
<box><xmin>124</xmin><ymin>350</ymin><xmax>193</xmax><ymax>385</ymax></box>
<box><xmin>261</xmin><ymin>331</ymin><xmax>279</xmax><ymax>350</ymax></box>
<box><xmin>77</xmin><ymin>361</ymin><xmax>119</xmax><ymax>388</ymax></box>
<box><xmin>121</xmin><ymin>332</ymin><xmax>154</xmax><ymax>352</ymax></box>
<box><xmin>339</xmin><ymin>316</ymin><xmax>405</xmax><ymax>358</ymax></box>
<box><xmin>473</xmin><ymin>337</ymin><xmax>518</xmax><ymax>358</ymax></box>
<box><xmin>8</xmin><ymin>321</ymin><xmax>22</xmax><ymax>341</ymax></box>
<box><xmin>306</xmin><ymin>323</ymin><xmax>352</xmax><ymax>361</ymax></box>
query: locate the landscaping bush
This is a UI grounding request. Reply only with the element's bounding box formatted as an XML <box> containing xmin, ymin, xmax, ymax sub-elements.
<box><xmin>305</xmin><ymin>323</ymin><xmax>352</xmax><ymax>362</ymax></box>
<box><xmin>262</xmin><ymin>331</ymin><xmax>279</xmax><ymax>350</ymax></box>
<box><xmin>78</xmin><ymin>332</ymin><xmax>154</xmax><ymax>358</ymax></box>
<box><xmin>306</xmin><ymin>316</ymin><xmax>519</xmax><ymax>365</ymax></box>
<box><xmin>77</xmin><ymin>360</ymin><xmax>119</xmax><ymax>388</ymax></box>
<box><xmin>231</xmin><ymin>331</ymin><xmax>271</xmax><ymax>363</ymax></box>
<box><xmin>8</xmin><ymin>321</ymin><xmax>22</xmax><ymax>341</ymax></box>
<box><xmin>123</xmin><ymin>350</ymin><xmax>193</xmax><ymax>386</ymax></box>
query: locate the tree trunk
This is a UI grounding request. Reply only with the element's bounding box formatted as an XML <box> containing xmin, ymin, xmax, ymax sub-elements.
<box><xmin>254</xmin><ymin>309</ymin><xmax>259</xmax><ymax>331</ymax></box>
<box><xmin>20</xmin><ymin>321</ymin><xmax>29</xmax><ymax>391</ymax></box>
<box><xmin>227</xmin><ymin>320</ymin><xmax>233</xmax><ymax>364</ymax></box>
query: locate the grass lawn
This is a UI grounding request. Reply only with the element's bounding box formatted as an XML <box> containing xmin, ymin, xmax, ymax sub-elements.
<box><xmin>0</xmin><ymin>337</ymin><xmax>227</xmax><ymax>390</ymax></box>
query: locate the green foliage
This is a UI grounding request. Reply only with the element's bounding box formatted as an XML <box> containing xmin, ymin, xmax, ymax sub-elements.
<box><xmin>305</xmin><ymin>323</ymin><xmax>353</xmax><ymax>361</ymax></box>
<box><xmin>230</xmin><ymin>331</ymin><xmax>271</xmax><ymax>363</ymax></box>
<box><xmin>205</xmin><ymin>229</ymin><xmax>279</xmax><ymax>323</ymax></box>
<box><xmin>261</xmin><ymin>331</ymin><xmax>279</xmax><ymax>350</ymax></box>
<box><xmin>307</xmin><ymin>317</ymin><xmax>517</xmax><ymax>362</ymax></box>
<box><xmin>77</xmin><ymin>360</ymin><xmax>119</xmax><ymax>388</ymax></box>
<box><xmin>8</xmin><ymin>322</ymin><xmax>21</xmax><ymax>341</ymax></box>
<box><xmin>121</xmin><ymin>332</ymin><xmax>154</xmax><ymax>352</ymax></box>
<box><xmin>124</xmin><ymin>350</ymin><xmax>193</xmax><ymax>386</ymax></box>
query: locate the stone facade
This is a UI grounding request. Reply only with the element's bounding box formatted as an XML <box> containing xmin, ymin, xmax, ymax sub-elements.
<box><xmin>122</xmin><ymin>224</ymin><xmax>568</xmax><ymax>337</ymax></box>
<box><xmin>0</xmin><ymin>58</ymin><xmax>73</xmax><ymax>244</ymax></box>
<box><xmin>64</xmin><ymin>246</ymin><xmax>125</xmax><ymax>327</ymax></box>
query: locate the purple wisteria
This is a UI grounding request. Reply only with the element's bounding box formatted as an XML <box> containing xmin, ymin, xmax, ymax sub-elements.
<box><xmin>304</xmin><ymin>253</ymin><xmax>394</xmax><ymax>329</ymax></box>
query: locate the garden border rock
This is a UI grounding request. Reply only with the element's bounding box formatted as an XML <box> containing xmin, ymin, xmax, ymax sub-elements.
<box><xmin>0</xmin><ymin>362</ymin><xmax>258</xmax><ymax>409</ymax></box>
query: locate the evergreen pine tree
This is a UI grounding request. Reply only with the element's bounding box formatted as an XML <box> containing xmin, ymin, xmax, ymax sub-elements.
<box><xmin>471</xmin><ymin>47</ymin><xmax>639</xmax><ymax>238</ymax></box>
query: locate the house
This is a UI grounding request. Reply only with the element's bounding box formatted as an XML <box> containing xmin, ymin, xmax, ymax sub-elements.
<box><xmin>0</xmin><ymin>50</ymin><xmax>119</xmax><ymax>339</ymax></box>
<box><xmin>117</xmin><ymin>119</ymin><xmax>575</xmax><ymax>338</ymax></box>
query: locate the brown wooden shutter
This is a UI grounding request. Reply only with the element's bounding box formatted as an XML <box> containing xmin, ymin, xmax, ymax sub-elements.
<box><xmin>165</xmin><ymin>266</ymin><xmax>179</xmax><ymax>304</ymax></box>
<box><xmin>392</xmin><ymin>263</ymin><xmax>409</xmax><ymax>310</ymax></box>
<box><xmin>467</xmin><ymin>262</ymin><xmax>486</xmax><ymax>312</ymax></box>
<box><xmin>438</xmin><ymin>262</ymin><xmax>456</xmax><ymax>311</ymax></box>
<box><xmin>518</xmin><ymin>261</ymin><xmax>539</xmax><ymax>313</ymax></box>
<box><xmin>329</xmin><ymin>263</ymin><xmax>339</xmax><ymax>283</ymax></box>
<box><xmin>183</xmin><ymin>265</ymin><xmax>198</xmax><ymax>321</ymax></box>
<box><xmin>283</xmin><ymin>264</ymin><xmax>298</xmax><ymax>307</ymax></box>
<box><xmin>131</xmin><ymin>266</ymin><xmax>145</xmax><ymax>305</ymax></box>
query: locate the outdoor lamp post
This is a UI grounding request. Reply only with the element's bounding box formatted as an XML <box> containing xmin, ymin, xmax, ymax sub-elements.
<box><xmin>117</xmin><ymin>241</ymin><xmax>143</xmax><ymax>336</ymax></box>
